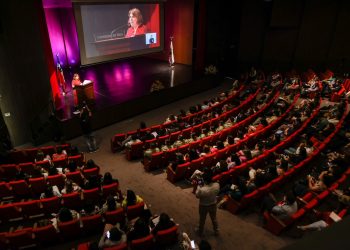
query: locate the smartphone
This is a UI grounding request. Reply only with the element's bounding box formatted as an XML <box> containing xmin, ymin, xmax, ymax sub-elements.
<box><xmin>190</xmin><ymin>240</ymin><xmax>195</xmax><ymax>249</ymax></box>
<box><xmin>106</xmin><ymin>231</ymin><xmax>110</xmax><ymax>239</ymax></box>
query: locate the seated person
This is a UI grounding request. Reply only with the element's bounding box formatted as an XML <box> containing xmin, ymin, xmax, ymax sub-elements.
<box><xmin>151</xmin><ymin>213</ymin><xmax>176</xmax><ymax>235</ymax></box>
<box><xmin>61</xmin><ymin>179</ymin><xmax>82</xmax><ymax>194</ymax></box>
<box><xmin>262</xmin><ymin>191</ymin><xmax>298</xmax><ymax>220</ymax></box>
<box><xmin>101</xmin><ymin>195</ymin><xmax>122</xmax><ymax>214</ymax></box>
<box><xmin>307</xmin><ymin>171</ymin><xmax>333</xmax><ymax>192</ymax></box>
<box><xmin>51</xmin><ymin>207</ymin><xmax>79</xmax><ymax>229</ymax></box>
<box><xmin>122</xmin><ymin>189</ymin><xmax>143</xmax><ymax>208</ymax></box>
<box><xmin>98</xmin><ymin>223</ymin><xmax>126</xmax><ymax>248</ymax></box>
<box><xmin>52</xmin><ymin>147</ymin><xmax>67</xmax><ymax>161</ymax></box>
<box><xmin>40</xmin><ymin>185</ymin><xmax>61</xmax><ymax>199</ymax></box>
<box><xmin>35</xmin><ymin>150</ymin><xmax>51</xmax><ymax>163</ymax></box>
<box><xmin>127</xmin><ymin>217</ymin><xmax>150</xmax><ymax>242</ymax></box>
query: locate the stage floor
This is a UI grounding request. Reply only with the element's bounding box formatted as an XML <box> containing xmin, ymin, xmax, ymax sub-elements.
<box><xmin>56</xmin><ymin>57</ymin><xmax>193</xmax><ymax>121</ymax></box>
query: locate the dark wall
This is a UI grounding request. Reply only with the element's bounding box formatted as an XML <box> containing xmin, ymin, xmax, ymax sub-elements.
<box><xmin>205</xmin><ymin>0</ymin><xmax>350</xmax><ymax>73</ymax></box>
<box><xmin>204</xmin><ymin>0</ymin><xmax>242</xmax><ymax>76</ymax></box>
<box><xmin>0</xmin><ymin>0</ymin><xmax>52</xmax><ymax>146</ymax></box>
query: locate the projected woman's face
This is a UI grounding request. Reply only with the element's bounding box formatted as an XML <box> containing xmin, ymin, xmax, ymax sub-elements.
<box><xmin>129</xmin><ymin>14</ymin><xmax>138</xmax><ymax>28</ymax></box>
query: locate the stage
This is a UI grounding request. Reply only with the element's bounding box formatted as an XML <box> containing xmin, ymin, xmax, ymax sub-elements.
<box><xmin>55</xmin><ymin>57</ymin><xmax>220</xmax><ymax>139</ymax></box>
<box><xmin>55</xmin><ymin>57</ymin><xmax>193</xmax><ymax>121</ymax></box>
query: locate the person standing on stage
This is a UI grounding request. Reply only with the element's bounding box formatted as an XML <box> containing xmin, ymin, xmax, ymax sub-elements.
<box><xmin>125</xmin><ymin>8</ymin><xmax>146</xmax><ymax>38</ymax></box>
<box><xmin>71</xmin><ymin>73</ymin><xmax>82</xmax><ymax>107</ymax></box>
<box><xmin>195</xmin><ymin>172</ymin><xmax>220</xmax><ymax>236</ymax></box>
<box><xmin>79</xmin><ymin>102</ymin><xmax>98</xmax><ymax>153</ymax></box>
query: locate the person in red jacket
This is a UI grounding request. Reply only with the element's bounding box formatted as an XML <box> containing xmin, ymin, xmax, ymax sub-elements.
<box><xmin>125</xmin><ymin>8</ymin><xmax>147</xmax><ymax>38</ymax></box>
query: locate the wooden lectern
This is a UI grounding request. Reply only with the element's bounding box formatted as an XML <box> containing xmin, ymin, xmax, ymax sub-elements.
<box><xmin>75</xmin><ymin>80</ymin><xmax>95</xmax><ymax>106</ymax></box>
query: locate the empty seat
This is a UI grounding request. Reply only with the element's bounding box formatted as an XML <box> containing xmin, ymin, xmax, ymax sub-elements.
<box><xmin>9</xmin><ymin>180</ymin><xmax>31</xmax><ymax>197</ymax></box>
<box><xmin>47</xmin><ymin>174</ymin><xmax>65</xmax><ymax>190</ymax></box>
<box><xmin>33</xmin><ymin>224</ymin><xmax>58</xmax><ymax>246</ymax></box>
<box><xmin>40</xmin><ymin>196</ymin><xmax>61</xmax><ymax>215</ymax></box>
<box><xmin>6</xmin><ymin>228</ymin><xmax>36</xmax><ymax>249</ymax></box>
<box><xmin>83</xmin><ymin>188</ymin><xmax>100</xmax><ymax>203</ymax></box>
<box><xmin>29</xmin><ymin>177</ymin><xmax>47</xmax><ymax>195</ymax></box>
<box><xmin>62</xmin><ymin>192</ymin><xmax>82</xmax><ymax>210</ymax></box>
<box><xmin>18</xmin><ymin>200</ymin><xmax>44</xmax><ymax>219</ymax></box>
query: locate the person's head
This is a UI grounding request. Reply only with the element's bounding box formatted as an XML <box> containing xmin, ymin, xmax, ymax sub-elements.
<box><xmin>67</xmin><ymin>160</ymin><xmax>77</xmax><ymax>172</ymax></box>
<box><xmin>126</xmin><ymin>189</ymin><xmax>137</xmax><ymax>206</ymax></box>
<box><xmin>103</xmin><ymin>172</ymin><xmax>113</xmax><ymax>184</ymax></box>
<box><xmin>139</xmin><ymin>121</ymin><xmax>147</xmax><ymax>129</ymax></box>
<box><xmin>128</xmin><ymin>8</ymin><xmax>143</xmax><ymax>28</ymax></box>
<box><xmin>56</xmin><ymin>146</ymin><xmax>63</xmax><ymax>154</ymax></box>
<box><xmin>108</xmin><ymin>227</ymin><xmax>123</xmax><ymax>242</ymax></box>
<box><xmin>65</xmin><ymin>179</ymin><xmax>74</xmax><ymax>193</ymax></box>
<box><xmin>36</xmin><ymin>150</ymin><xmax>45</xmax><ymax>161</ymax></box>
<box><xmin>58</xmin><ymin>207</ymin><xmax>73</xmax><ymax>222</ymax></box>
<box><xmin>202</xmin><ymin>172</ymin><xmax>213</xmax><ymax>185</ymax></box>
<box><xmin>48</xmin><ymin>165</ymin><xmax>58</xmax><ymax>175</ymax></box>
<box><xmin>86</xmin><ymin>159</ymin><xmax>95</xmax><ymax>169</ymax></box>
<box><xmin>159</xmin><ymin>213</ymin><xmax>171</xmax><ymax>225</ymax></box>
<box><xmin>198</xmin><ymin>240</ymin><xmax>212</xmax><ymax>250</ymax></box>
<box><xmin>106</xmin><ymin>195</ymin><xmax>117</xmax><ymax>211</ymax></box>
<box><xmin>44</xmin><ymin>185</ymin><xmax>54</xmax><ymax>198</ymax></box>
<box><xmin>83</xmin><ymin>200</ymin><xmax>96</xmax><ymax>215</ymax></box>
<box><xmin>284</xmin><ymin>191</ymin><xmax>296</xmax><ymax>205</ymax></box>
<box><xmin>73</xmin><ymin>73</ymin><xmax>80</xmax><ymax>80</ymax></box>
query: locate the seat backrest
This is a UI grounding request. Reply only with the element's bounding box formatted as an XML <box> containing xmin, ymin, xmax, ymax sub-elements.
<box><xmin>104</xmin><ymin>243</ymin><xmax>128</xmax><ymax>250</ymax></box>
<box><xmin>6</xmin><ymin>229</ymin><xmax>36</xmax><ymax>249</ymax></box>
<box><xmin>58</xmin><ymin>219</ymin><xmax>81</xmax><ymax>240</ymax></box>
<box><xmin>131</xmin><ymin>234</ymin><xmax>154</xmax><ymax>250</ymax></box>
<box><xmin>102</xmin><ymin>182</ymin><xmax>119</xmax><ymax>199</ymax></box>
<box><xmin>81</xmin><ymin>214</ymin><xmax>104</xmax><ymax>234</ymax></box>
<box><xmin>29</xmin><ymin>177</ymin><xmax>47</xmax><ymax>195</ymax></box>
<box><xmin>83</xmin><ymin>188</ymin><xmax>100</xmax><ymax>202</ymax></box>
<box><xmin>33</xmin><ymin>224</ymin><xmax>59</xmax><ymax>246</ymax></box>
<box><xmin>62</xmin><ymin>192</ymin><xmax>82</xmax><ymax>210</ymax></box>
<box><xmin>155</xmin><ymin>225</ymin><xmax>178</xmax><ymax>246</ymax></box>
<box><xmin>47</xmin><ymin>174</ymin><xmax>65</xmax><ymax>189</ymax></box>
<box><xmin>40</xmin><ymin>196</ymin><xmax>61</xmax><ymax>215</ymax></box>
<box><xmin>104</xmin><ymin>208</ymin><xmax>125</xmax><ymax>225</ymax></box>
<box><xmin>9</xmin><ymin>180</ymin><xmax>31</xmax><ymax>197</ymax></box>
<box><xmin>83</xmin><ymin>167</ymin><xmax>100</xmax><ymax>178</ymax></box>
<box><xmin>126</xmin><ymin>202</ymin><xmax>145</xmax><ymax>220</ymax></box>
<box><xmin>0</xmin><ymin>182</ymin><xmax>13</xmax><ymax>200</ymax></box>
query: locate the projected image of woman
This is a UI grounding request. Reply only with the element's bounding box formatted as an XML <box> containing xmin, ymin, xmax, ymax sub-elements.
<box><xmin>125</xmin><ymin>8</ymin><xmax>147</xmax><ymax>38</ymax></box>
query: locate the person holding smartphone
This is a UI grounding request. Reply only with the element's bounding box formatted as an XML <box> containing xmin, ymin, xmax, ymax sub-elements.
<box><xmin>98</xmin><ymin>224</ymin><xmax>126</xmax><ymax>248</ymax></box>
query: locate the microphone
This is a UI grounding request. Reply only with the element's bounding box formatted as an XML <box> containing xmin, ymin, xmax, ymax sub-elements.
<box><xmin>110</xmin><ymin>24</ymin><xmax>128</xmax><ymax>37</ymax></box>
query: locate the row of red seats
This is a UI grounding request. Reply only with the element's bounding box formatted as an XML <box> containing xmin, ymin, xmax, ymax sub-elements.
<box><xmin>125</xmin><ymin>88</ymin><xmax>262</xmax><ymax>161</ymax></box>
<box><xmin>165</xmin><ymin>91</ymin><xmax>289</xmax><ymax>182</ymax></box>
<box><xmin>264</xmin><ymin>167</ymin><xmax>350</xmax><ymax>235</ymax></box>
<box><xmin>0</xmin><ymin>154</ymin><xmax>85</xmax><ymax>182</ymax></box>
<box><xmin>0</xmin><ymin>182</ymin><xmax>118</xmax><ymax>224</ymax></box>
<box><xmin>224</xmin><ymin>101</ymin><xmax>347</xmax><ymax>215</ymax></box>
<box><xmin>213</xmin><ymin>97</ymin><xmax>321</xmax><ymax>187</ymax></box>
<box><xmin>110</xmin><ymin>85</ymin><xmax>245</xmax><ymax>153</ymax></box>
<box><xmin>331</xmin><ymin>78</ymin><xmax>350</xmax><ymax>102</ymax></box>
<box><xmin>0</xmin><ymin>167</ymin><xmax>99</xmax><ymax>201</ymax></box>
<box><xmin>77</xmin><ymin>224</ymin><xmax>179</xmax><ymax>250</ymax></box>
<box><xmin>7</xmin><ymin>143</ymin><xmax>71</xmax><ymax>164</ymax></box>
<box><xmin>143</xmin><ymin>90</ymin><xmax>276</xmax><ymax>170</ymax></box>
<box><xmin>0</xmin><ymin>201</ymin><xmax>154</xmax><ymax>249</ymax></box>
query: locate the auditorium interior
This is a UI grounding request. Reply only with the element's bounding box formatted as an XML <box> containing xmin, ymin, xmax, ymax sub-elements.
<box><xmin>0</xmin><ymin>0</ymin><xmax>350</xmax><ymax>249</ymax></box>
